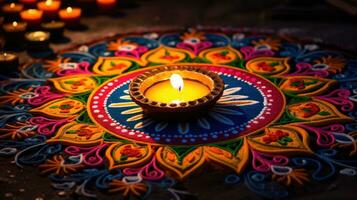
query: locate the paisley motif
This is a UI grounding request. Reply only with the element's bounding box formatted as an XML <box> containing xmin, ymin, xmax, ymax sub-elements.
<box><xmin>50</xmin><ymin>76</ymin><xmax>97</xmax><ymax>94</ymax></box>
<box><xmin>30</xmin><ymin>98</ymin><xmax>85</xmax><ymax>118</ymax></box>
<box><xmin>246</xmin><ymin>57</ymin><xmax>290</xmax><ymax>76</ymax></box>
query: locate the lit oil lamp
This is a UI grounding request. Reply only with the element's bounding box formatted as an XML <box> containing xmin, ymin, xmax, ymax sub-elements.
<box><xmin>0</xmin><ymin>52</ymin><xmax>19</xmax><ymax>74</ymax></box>
<box><xmin>1</xmin><ymin>3</ymin><xmax>24</xmax><ymax>21</ymax></box>
<box><xmin>59</xmin><ymin>7</ymin><xmax>82</xmax><ymax>27</ymax></box>
<box><xmin>41</xmin><ymin>21</ymin><xmax>65</xmax><ymax>40</ymax></box>
<box><xmin>129</xmin><ymin>65</ymin><xmax>224</xmax><ymax>119</ymax></box>
<box><xmin>25</xmin><ymin>31</ymin><xmax>50</xmax><ymax>51</ymax></box>
<box><xmin>37</xmin><ymin>0</ymin><xmax>61</xmax><ymax>19</ymax></box>
<box><xmin>2</xmin><ymin>21</ymin><xmax>27</xmax><ymax>49</ymax></box>
<box><xmin>20</xmin><ymin>9</ymin><xmax>43</xmax><ymax>28</ymax></box>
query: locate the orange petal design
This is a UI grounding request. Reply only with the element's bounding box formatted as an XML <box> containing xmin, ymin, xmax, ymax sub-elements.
<box><xmin>106</xmin><ymin>143</ymin><xmax>153</xmax><ymax>170</ymax></box>
<box><xmin>156</xmin><ymin>146</ymin><xmax>205</xmax><ymax>179</ymax></box>
<box><xmin>288</xmin><ymin>99</ymin><xmax>353</xmax><ymax>125</ymax></box>
<box><xmin>246</xmin><ymin>57</ymin><xmax>290</xmax><ymax>76</ymax></box>
<box><xmin>30</xmin><ymin>98</ymin><xmax>84</xmax><ymax>118</ymax></box>
<box><xmin>47</xmin><ymin>122</ymin><xmax>104</xmax><ymax>146</ymax></box>
<box><xmin>248</xmin><ymin>125</ymin><xmax>312</xmax><ymax>154</ymax></box>
<box><xmin>205</xmin><ymin>139</ymin><xmax>249</xmax><ymax>174</ymax></box>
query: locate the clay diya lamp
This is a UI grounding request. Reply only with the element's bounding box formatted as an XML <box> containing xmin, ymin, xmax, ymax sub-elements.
<box><xmin>129</xmin><ymin>65</ymin><xmax>224</xmax><ymax>120</ymax></box>
<box><xmin>1</xmin><ymin>3</ymin><xmax>24</xmax><ymax>22</ymax></box>
<box><xmin>41</xmin><ymin>20</ymin><xmax>65</xmax><ymax>40</ymax></box>
<box><xmin>25</xmin><ymin>31</ymin><xmax>50</xmax><ymax>51</ymax></box>
<box><xmin>0</xmin><ymin>52</ymin><xmax>19</xmax><ymax>74</ymax></box>
<box><xmin>37</xmin><ymin>0</ymin><xmax>61</xmax><ymax>20</ymax></box>
<box><xmin>20</xmin><ymin>9</ymin><xmax>43</xmax><ymax>28</ymax></box>
<box><xmin>59</xmin><ymin>7</ymin><xmax>82</xmax><ymax>28</ymax></box>
<box><xmin>2</xmin><ymin>21</ymin><xmax>27</xmax><ymax>49</ymax></box>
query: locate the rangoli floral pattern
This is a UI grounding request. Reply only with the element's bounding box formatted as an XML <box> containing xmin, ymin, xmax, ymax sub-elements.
<box><xmin>0</xmin><ymin>28</ymin><xmax>356</xmax><ymax>199</ymax></box>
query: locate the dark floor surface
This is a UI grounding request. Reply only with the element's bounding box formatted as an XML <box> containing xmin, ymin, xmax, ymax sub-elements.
<box><xmin>0</xmin><ymin>0</ymin><xmax>357</xmax><ymax>199</ymax></box>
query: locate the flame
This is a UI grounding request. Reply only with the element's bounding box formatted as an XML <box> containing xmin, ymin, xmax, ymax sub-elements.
<box><xmin>66</xmin><ymin>7</ymin><xmax>73</xmax><ymax>13</ymax></box>
<box><xmin>170</xmin><ymin>74</ymin><xmax>184</xmax><ymax>92</ymax></box>
<box><xmin>12</xmin><ymin>21</ymin><xmax>18</xmax><ymax>27</ymax></box>
<box><xmin>45</xmin><ymin>0</ymin><xmax>53</xmax><ymax>6</ymax></box>
<box><xmin>10</xmin><ymin>3</ymin><xmax>16</xmax><ymax>8</ymax></box>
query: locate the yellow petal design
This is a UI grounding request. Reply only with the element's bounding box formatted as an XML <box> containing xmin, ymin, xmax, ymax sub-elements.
<box><xmin>145</xmin><ymin>46</ymin><xmax>187</xmax><ymax>64</ymax></box>
<box><xmin>279</xmin><ymin>76</ymin><xmax>336</xmax><ymax>96</ymax></box>
<box><xmin>93</xmin><ymin>57</ymin><xmax>132</xmax><ymax>75</ymax></box>
<box><xmin>50</xmin><ymin>75</ymin><xmax>97</xmax><ymax>94</ymax></box>
<box><xmin>199</xmin><ymin>46</ymin><xmax>242</xmax><ymax>64</ymax></box>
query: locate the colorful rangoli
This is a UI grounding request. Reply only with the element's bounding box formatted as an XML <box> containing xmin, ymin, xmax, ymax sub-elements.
<box><xmin>0</xmin><ymin>28</ymin><xmax>356</xmax><ymax>199</ymax></box>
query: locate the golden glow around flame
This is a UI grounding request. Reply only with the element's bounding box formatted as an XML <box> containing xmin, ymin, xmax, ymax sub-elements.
<box><xmin>45</xmin><ymin>0</ymin><xmax>53</xmax><ymax>6</ymax></box>
<box><xmin>66</xmin><ymin>7</ymin><xmax>73</xmax><ymax>13</ymax></box>
<box><xmin>170</xmin><ymin>74</ymin><xmax>184</xmax><ymax>92</ymax></box>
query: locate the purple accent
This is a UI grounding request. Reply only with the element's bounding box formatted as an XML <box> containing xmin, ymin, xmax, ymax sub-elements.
<box><xmin>286</xmin><ymin>63</ymin><xmax>329</xmax><ymax>77</ymax></box>
<box><xmin>27</xmin><ymin>86</ymin><xmax>65</xmax><ymax>106</ymax></box>
<box><xmin>176</xmin><ymin>41</ymin><xmax>212</xmax><ymax>55</ymax></box>
<box><xmin>64</xmin><ymin>144</ymin><xmax>107</xmax><ymax>167</ymax></box>
<box><xmin>298</xmin><ymin>124</ymin><xmax>343</xmax><ymax>147</ymax></box>
<box><xmin>251</xmin><ymin>150</ymin><xmax>289</xmax><ymax>172</ymax></box>
<box><xmin>114</xmin><ymin>46</ymin><xmax>148</xmax><ymax>59</ymax></box>
<box><xmin>316</xmin><ymin>89</ymin><xmax>354</xmax><ymax>112</ymax></box>
<box><xmin>56</xmin><ymin>61</ymin><xmax>92</xmax><ymax>76</ymax></box>
<box><xmin>29</xmin><ymin>116</ymin><xmax>70</xmax><ymax>137</ymax></box>
<box><xmin>240</xmin><ymin>46</ymin><xmax>274</xmax><ymax>60</ymax></box>
<box><xmin>122</xmin><ymin>156</ymin><xmax>165</xmax><ymax>181</ymax></box>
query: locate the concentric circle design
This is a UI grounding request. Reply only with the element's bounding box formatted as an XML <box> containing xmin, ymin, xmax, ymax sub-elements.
<box><xmin>88</xmin><ymin>64</ymin><xmax>285</xmax><ymax>145</ymax></box>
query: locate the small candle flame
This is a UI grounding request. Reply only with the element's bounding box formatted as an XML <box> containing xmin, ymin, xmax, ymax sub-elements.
<box><xmin>10</xmin><ymin>3</ymin><xmax>16</xmax><ymax>8</ymax></box>
<box><xmin>170</xmin><ymin>74</ymin><xmax>184</xmax><ymax>92</ymax></box>
<box><xmin>12</xmin><ymin>21</ymin><xmax>18</xmax><ymax>27</ymax></box>
<box><xmin>45</xmin><ymin>0</ymin><xmax>53</xmax><ymax>6</ymax></box>
<box><xmin>66</xmin><ymin>7</ymin><xmax>73</xmax><ymax>13</ymax></box>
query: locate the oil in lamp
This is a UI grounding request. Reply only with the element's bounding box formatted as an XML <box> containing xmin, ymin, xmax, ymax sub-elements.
<box><xmin>129</xmin><ymin>65</ymin><xmax>224</xmax><ymax>119</ymax></box>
